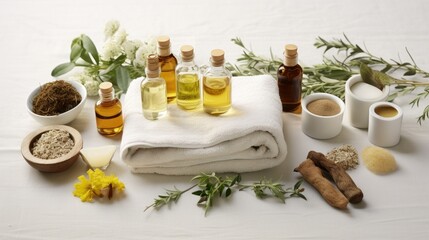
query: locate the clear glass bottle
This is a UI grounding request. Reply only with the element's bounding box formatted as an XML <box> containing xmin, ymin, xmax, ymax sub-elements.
<box><xmin>95</xmin><ymin>82</ymin><xmax>124</xmax><ymax>136</ymax></box>
<box><xmin>157</xmin><ymin>36</ymin><xmax>178</xmax><ymax>102</ymax></box>
<box><xmin>277</xmin><ymin>44</ymin><xmax>303</xmax><ymax>113</ymax></box>
<box><xmin>202</xmin><ymin>49</ymin><xmax>232</xmax><ymax>115</ymax></box>
<box><xmin>175</xmin><ymin>45</ymin><xmax>201</xmax><ymax>110</ymax></box>
<box><xmin>141</xmin><ymin>54</ymin><xmax>167</xmax><ymax>120</ymax></box>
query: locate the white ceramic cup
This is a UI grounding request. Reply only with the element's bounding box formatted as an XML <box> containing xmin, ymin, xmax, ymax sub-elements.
<box><xmin>345</xmin><ymin>75</ymin><xmax>389</xmax><ymax>129</ymax></box>
<box><xmin>368</xmin><ymin>102</ymin><xmax>403</xmax><ymax>147</ymax></box>
<box><xmin>301</xmin><ymin>93</ymin><xmax>345</xmax><ymax>139</ymax></box>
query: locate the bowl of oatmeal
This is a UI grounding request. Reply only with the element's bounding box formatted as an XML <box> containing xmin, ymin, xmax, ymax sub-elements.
<box><xmin>21</xmin><ymin>125</ymin><xmax>83</xmax><ymax>172</ymax></box>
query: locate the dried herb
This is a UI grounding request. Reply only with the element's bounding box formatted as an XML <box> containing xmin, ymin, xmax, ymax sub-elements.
<box><xmin>32</xmin><ymin>80</ymin><xmax>81</xmax><ymax>116</ymax></box>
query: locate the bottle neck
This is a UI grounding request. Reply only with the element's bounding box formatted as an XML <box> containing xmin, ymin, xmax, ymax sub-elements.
<box><xmin>99</xmin><ymin>88</ymin><xmax>115</xmax><ymax>102</ymax></box>
<box><xmin>158</xmin><ymin>47</ymin><xmax>171</xmax><ymax>57</ymax></box>
<box><xmin>146</xmin><ymin>68</ymin><xmax>160</xmax><ymax>79</ymax></box>
<box><xmin>181</xmin><ymin>59</ymin><xmax>195</xmax><ymax>66</ymax></box>
<box><xmin>284</xmin><ymin>54</ymin><xmax>298</xmax><ymax>67</ymax></box>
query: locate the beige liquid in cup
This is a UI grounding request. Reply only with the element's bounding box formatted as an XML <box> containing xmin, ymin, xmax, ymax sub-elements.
<box><xmin>375</xmin><ymin>106</ymin><xmax>398</xmax><ymax>118</ymax></box>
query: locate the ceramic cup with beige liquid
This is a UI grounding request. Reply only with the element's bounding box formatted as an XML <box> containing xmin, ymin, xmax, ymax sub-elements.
<box><xmin>368</xmin><ymin>102</ymin><xmax>403</xmax><ymax>147</ymax></box>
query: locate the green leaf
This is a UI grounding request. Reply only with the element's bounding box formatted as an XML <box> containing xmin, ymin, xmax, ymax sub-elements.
<box><xmin>360</xmin><ymin>64</ymin><xmax>384</xmax><ymax>90</ymax></box>
<box><xmin>80</xmin><ymin>50</ymin><xmax>94</xmax><ymax>64</ymax></box>
<box><xmin>225</xmin><ymin>188</ymin><xmax>232</xmax><ymax>198</ymax></box>
<box><xmin>70</xmin><ymin>43</ymin><xmax>82</xmax><ymax>63</ymax></box>
<box><xmin>404</xmin><ymin>69</ymin><xmax>416</xmax><ymax>76</ymax></box>
<box><xmin>51</xmin><ymin>62</ymin><xmax>76</xmax><ymax>77</ymax></box>
<box><xmin>192</xmin><ymin>190</ymin><xmax>203</xmax><ymax>196</ymax></box>
<box><xmin>115</xmin><ymin>66</ymin><xmax>131</xmax><ymax>93</ymax></box>
<box><xmin>81</xmin><ymin>34</ymin><xmax>99</xmax><ymax>64</ymax></box>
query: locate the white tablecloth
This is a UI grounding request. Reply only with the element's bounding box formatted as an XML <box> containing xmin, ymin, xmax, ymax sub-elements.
<box><xmin>1</xmin><ymin>0</ymin><xmax>429</xmax><ymax>239</ymax></box>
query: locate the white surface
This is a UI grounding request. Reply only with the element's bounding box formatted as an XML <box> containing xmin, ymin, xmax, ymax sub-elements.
<box><xmin>120</xmin><ymin>75</ymin><xmax>286</xmax><ymax>174</ymax></box>
<box><xmin>1</xmin><ymin>0</ymin><xmax>429</xmax><ymax>239</ymax></box>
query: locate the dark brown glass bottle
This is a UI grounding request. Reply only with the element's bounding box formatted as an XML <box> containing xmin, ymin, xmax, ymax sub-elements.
<box><xmin>277</xmin><ymin>44</ymin><xmax>302</xmax><ymax>113</ymax></box>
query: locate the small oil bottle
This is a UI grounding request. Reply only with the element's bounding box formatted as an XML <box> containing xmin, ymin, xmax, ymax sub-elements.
<box><xmin>176</xmin><ymin>45</ymin><xmax>200</xmax><ymax>110</ymax></box>
<box><xmin>277</xmin><ymin>44</ymin><xmax>303</xmax><ymax>113</ymax></box>
<box><xmin>95</xmin><ymin>82</ymin><xmax>124</xmax><ymax>136</ymax></box>
<box><xmin>202</xmin><ymin>49</ymin><xmax>232</xmax><ymax>115</ymax></box>
<box><xmin>157</xmin><ymin>36</ymin><xmax>178</xmax><ymax>102</ymax></box>
<box><xmin>141</xmin><ymin>54</ymin><xmax>167</xmax><ymax>120</ymax></box>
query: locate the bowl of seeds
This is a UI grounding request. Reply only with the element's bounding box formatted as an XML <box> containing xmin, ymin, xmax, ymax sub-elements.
<box><xmin>21</xmin><ymin>125</ymin><xmax>83</xmax><ymax>172</ymax></box>
<box><xmin>27</xmin><ymin>79</ymin><xmax>87</xmax><ymax>125</ymax></box>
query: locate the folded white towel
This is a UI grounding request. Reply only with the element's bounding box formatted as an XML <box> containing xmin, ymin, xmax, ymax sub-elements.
<box><xmin>120</xmin><ymin>75</ymin><xmax>287</xmax><ymax>175</ymax></box>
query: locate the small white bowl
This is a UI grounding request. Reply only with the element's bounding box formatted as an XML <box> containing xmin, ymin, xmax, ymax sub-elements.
<box><xmin>27</xmin><ymin>80</ymin><xmax>87</xmax><ymax>125</ymax></box>
<box><xmin>301</xmin><ymin>93</ymin><xmax>345</xmax><ymax>139</ymax></box>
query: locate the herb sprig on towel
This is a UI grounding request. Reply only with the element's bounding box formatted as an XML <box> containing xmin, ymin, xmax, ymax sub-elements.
<box><xmin>145</xmin><ymin>172</ymin><xmax>306</xmax><ymax>216</ymax></box>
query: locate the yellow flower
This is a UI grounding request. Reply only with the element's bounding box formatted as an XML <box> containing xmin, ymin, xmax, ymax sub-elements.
<box><xmin>73</xmin><ymin>169</ymin><xmax>125</xmax><ymax>202</ymax></box>
<box><xmin>73</xmin><ymin>175</ymin><xmax>94</xmax><ymax>202</ymax></box>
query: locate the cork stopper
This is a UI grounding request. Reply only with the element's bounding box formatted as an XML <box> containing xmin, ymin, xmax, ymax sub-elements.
<box><xmin>284</xmin><ymin>44</ymin><xmax>298</xmax><ymax>67</ymax></box>
<box><xmin>180</xmin><ymin>45</ymin><xmax>194</xmax><ymax>62</ymax></box>
<box><xmin>157</xmin><ymin>35</ymin><xmax>171</xmax><ymax>56</ymax></box>
<box><xmin>210</xmin><ymin>49</ymin><xmax>225</xmax><ymax>67</ymax></box>
<box><xmin>146</xmin><ymin>54</ymin><xmax>160</xmax><ymax>78</ymax></box>
<box><xmin>99</xmin><ymin>82</ymin><xmax>114</xmax><ymax>102</ymax></box>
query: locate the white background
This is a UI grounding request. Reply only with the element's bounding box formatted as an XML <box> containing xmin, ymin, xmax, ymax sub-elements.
<box><xmin>1</xmin><ymin>0</ymin><xmax>428</xmax><ymax>239</ymax></box>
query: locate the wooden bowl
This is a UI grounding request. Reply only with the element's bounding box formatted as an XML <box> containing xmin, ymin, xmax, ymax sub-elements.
<box><xmin>21</xmin><ymin>125</ymin><xmax>83</xmax><ymax>172</ymax></box>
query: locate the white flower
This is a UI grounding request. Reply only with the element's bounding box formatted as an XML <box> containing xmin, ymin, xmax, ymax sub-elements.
<box><xmin>69</xmin><ymin>72</ymin><xmax>94</xmax><ymax>85</ymax></box>
<box><xmin>122</xmin><ymin>40</ymin><xmax>142</xmax><ymax>61</ymax></box>
<box><xmin>104</xmin><ymin>20</ymin><xmax>120</xmax><ymax>39</ymax></box>
<box><xmin>84</xmin><ymin>80</ymin><xmax>100</xmax><ymax>97</ymax></box>
<box><xmin>133</xmin><ymin>40</ymin><xmax>157</xmax><ymax>68</ymax></box>
<box><xmin>114</xmin><ymin>29</ymin><xmax>128</xmax><ymax>45</ymax></box>
<box><xmin>101</xmin><ymin>40</ymin><xmax>122</xmax><ymax>61</ymax></box>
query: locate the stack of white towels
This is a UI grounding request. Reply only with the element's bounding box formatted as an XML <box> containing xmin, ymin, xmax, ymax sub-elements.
<box><xmin>120</xmin><ymin>75</ymin><xmax>287</xmax><ymax>175</ymax></box>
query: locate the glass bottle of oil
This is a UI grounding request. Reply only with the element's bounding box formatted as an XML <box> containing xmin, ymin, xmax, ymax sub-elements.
<box><xmin>157</xmin><ymin>35</ymin><xmax>178</xmax><ymax>102</ymax></box>
<box><xmin>277</xmin><ymin>44</ymin><xmax>303</xmax><ymax>113</ymax></box>
<box><xmin>175</xmin><ymin>45</ymin><xmax>200</xmax><ymax>110</ymax></box>
<box><xmin>141</xmin><ymin>54</ymin><xmax>167</xmax><ymax>120</ymax></box>
<box><xmin>202</xmin><ymin>49</ymin><xmax>232</xmax><ymax>115</ymax></box>
<box><xmin>95</xmin><ymin>82</ymin><xmax>124</xmax><ymax>136</ymax></box>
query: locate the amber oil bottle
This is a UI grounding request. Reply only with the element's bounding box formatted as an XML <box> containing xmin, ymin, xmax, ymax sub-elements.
<box><xmin>203</xmin><ymin>49</ymin><xmax>232</xmax><ymax>115</ymax></box>
<box><xmin>277</xmin><ymin>44</ymin><xmax>303</xmax><ymax>113</ymax></box>
<box><xmin>141</xmin><ymin>54</ymin><xmax>167</xmax><ymax>120</ymax></box>
<box><xmin>176</xmin><ymin>45</ymin><xmax>201</xmax><ymax>110</ymax></box>
<box><xmin>95</xmin><ymin>82</ymin><xmax>124</xmax><ymax>136</ymax></box>
<box><xmin>157</xmin><ymin>36</ymin><xmax>178</xmax><ymax>102</ymax></box>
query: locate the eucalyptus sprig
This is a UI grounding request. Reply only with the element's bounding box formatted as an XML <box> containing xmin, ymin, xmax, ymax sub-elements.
<box><xmin>229</xmin><ymin>35</ymin><xmax>429</xmax><ymax>124</ymax></box>
<box><xmin>145</xmin><ymin>172</ymin><xmax>306</xmax><ymax>216</ymax></box>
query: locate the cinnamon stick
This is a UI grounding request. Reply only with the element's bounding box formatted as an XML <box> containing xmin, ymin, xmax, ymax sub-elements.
<box><xmin>307</xmin><ymin>151</ymin><xmax>363</xmax><ymax>204</ymax></box>
<box><xmin>294</xmin><ymin>159</ymin><xmax>348</xmax><ymax>209</ymax></box>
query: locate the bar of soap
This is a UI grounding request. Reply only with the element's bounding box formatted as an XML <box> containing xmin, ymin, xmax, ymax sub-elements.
<box><xmin>80</xmin><ymin>145</ymin><xmax>116</xmax><ymax>170</ymax></box>
<box><xmin>362</xmin><ymin>146</ymin><xmax>397</xmax><ymax>174</ymax></box>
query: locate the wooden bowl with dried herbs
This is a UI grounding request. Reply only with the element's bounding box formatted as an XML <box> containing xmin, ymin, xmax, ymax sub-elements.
<box><xmin>21</xmin><ymin>125</ymin><xmax>83</xmax><ymax>172</ymax></box>
<box><xmin>27</xmin><ymin>80</ymin><xmax>87</xmax><ymax>125</ymax></box>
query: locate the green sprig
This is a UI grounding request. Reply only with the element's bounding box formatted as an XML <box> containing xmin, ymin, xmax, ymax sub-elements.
<box><xmin>229</xmin><ymin>35</ymin><xmax>429</xmax><ymax>124</ymax></box>
<box><xmin>145</xmin><ymin>172</ymin><xmax>306</xmax><ymax>216</ymax></box>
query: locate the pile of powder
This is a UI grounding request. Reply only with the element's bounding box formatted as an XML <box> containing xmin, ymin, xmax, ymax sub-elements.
<box><xmin>307</xmin><ymin>99</ymin><xmax>340</xmax><ymax>116</ymax></box>
<box><xmin>361</xmin><ymin>146</ymin><xmax>397</xmax><ymax>174</ymax></box>
<box><xmin>326</xmin><ymin>144</ymin><xmax>359</xmax><ymax>170</ymax></box>
<box><xmin>31</xmin><ymin>129</ymin><xmax>75</xmax><ymax>159</ymax></box>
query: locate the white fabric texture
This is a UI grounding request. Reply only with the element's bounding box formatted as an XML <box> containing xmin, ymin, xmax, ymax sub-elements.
<box><xmin>120</xmin><ymin>75</ymin><xmax>287</xmax><ymax>174</ymax></box>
